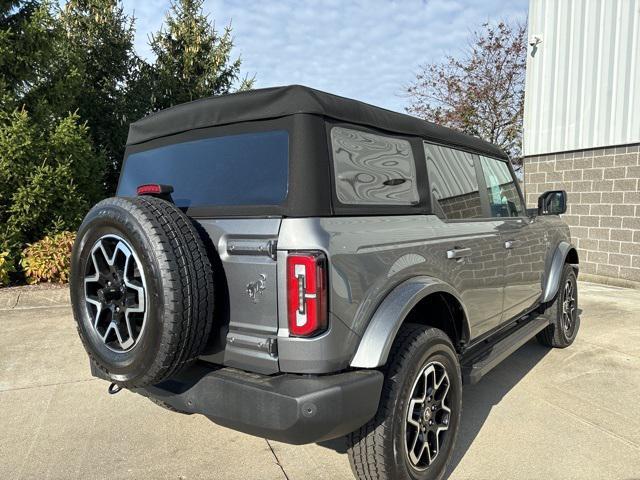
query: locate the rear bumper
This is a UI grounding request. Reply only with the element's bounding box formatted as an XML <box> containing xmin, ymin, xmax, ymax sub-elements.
<box><xmin>91</xmin><ymin>361</ymin><xmax>383</xmax><ymax>444</ymax></box>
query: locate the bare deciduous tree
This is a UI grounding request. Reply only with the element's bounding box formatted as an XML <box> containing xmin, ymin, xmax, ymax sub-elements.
<box><xmin>405</xmin><ymin>21</ymin><xmax>527</xmax><ymax>169</ymax></box>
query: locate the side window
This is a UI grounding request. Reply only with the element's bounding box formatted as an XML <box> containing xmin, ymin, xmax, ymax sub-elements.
<box><xmin>424</xmin><ymin>142</ymin><xmax>483</xmax><ymax>219</ymax></box>
<box><xmin>330</xmin><ymin>127</ymin><xmax>419</xmax><ymax>205</ymax></box>
<box><xmin>479</xmin><ymin>156</ymin><xmax>525</xmax><ymax>217</ymax></box>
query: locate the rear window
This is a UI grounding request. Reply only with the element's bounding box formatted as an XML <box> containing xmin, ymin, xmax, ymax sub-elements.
<box><xmin>117</xmin><ymin>130</ymin><xmax>289</xmax><ymax>207</ymax></box>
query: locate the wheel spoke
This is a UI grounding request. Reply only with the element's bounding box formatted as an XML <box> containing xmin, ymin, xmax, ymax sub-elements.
<box><xmin>407</xmin><ymin>398</ymin><xmax>423</xmax><ymax>427</ymax></box>
<box><xmin>113</xmin><ymin>322</ymin><xmax>134</xmax><ymax>350</ymax></box>
<box><xmin>408</xmin><ymin>428</ymin><xmax>422</xmax><ymax>463</ymax></box>
<box><xmin>424</xmin><ymin>365</ymin><xmax>436</xmax><ymax>396</ymax></box>
<box><xmin>102</xmin><ymin>321</ymin><xmax>115</xmax><ymax>342</ymax></box>
<box><xmin>86</xmin><ymin>297</ymin><xmax>102</xmax><ymax>328</ymax></box>
<box><xmin>423</xmin><ymin>441</ymin><xmax>433</xmax><ymax>465</ymax></box>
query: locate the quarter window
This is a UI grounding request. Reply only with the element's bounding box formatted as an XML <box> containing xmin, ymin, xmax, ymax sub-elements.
<box><xmin>479</xmin><ymin>156</ymin><xmax>525</xmax><ymax>217</ymax></box>
<box><xmin>424</xmin><ymin>143</ymin><xmax>483</xmax><ymax>219</ymax></box>
<box><xmin>330</xmin><ymin>127</ymin><xmax>419</xmax><ymax>205</ymax></box>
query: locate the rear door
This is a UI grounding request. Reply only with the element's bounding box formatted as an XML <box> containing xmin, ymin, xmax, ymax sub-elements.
<box><xmin>424</xmin><ymin>143</ymin><xmax>507</xmax><ymax>338</ymax></box>
<box><xmin>477</xmin><ymin>156</ymin><xmax>547</xmax><ymax>322</ymax></box>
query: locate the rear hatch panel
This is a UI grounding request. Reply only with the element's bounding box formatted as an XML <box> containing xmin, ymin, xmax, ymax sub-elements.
<box><xmin>196</xmin><ymin>219</ymin><xmax>281</xmax><ymax>374</ymax></box>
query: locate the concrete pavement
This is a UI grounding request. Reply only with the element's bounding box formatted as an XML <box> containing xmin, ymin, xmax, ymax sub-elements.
<box><xmin>1</xmin><ymin>283</ymin><xmax>639</xmax><ymax>479</ymax></box>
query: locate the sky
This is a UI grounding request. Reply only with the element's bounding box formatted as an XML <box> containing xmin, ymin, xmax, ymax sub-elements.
<box><xmin>120</xmin><ymin>0</ymin><xmax>529</xmax><ymax>113</ymax></box>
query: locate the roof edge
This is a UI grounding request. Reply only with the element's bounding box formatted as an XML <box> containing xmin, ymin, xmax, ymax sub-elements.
<box><xmin>126</xmin><ymin>85</ymin><xmax>508</xmax><ymax>160</ymax></box>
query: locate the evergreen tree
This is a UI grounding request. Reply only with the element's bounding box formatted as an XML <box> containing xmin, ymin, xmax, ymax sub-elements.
<box><xmin>0</xmin><ymin>1</ymin><xmax>104</xmax><ymax>281</ymax></box>
<box><xmin>149</xmin><ymin>0</ymin><xmax>254</xmax><ymax>111</ymax></box>
<box><xmin>0</xmin><ymin>1</ymin><xmax>59</xmax><ymax>111</ymax></box>
<box><xmin>0</xmin><ymin>0</ymin><xmax>255</xmax><ymax>283</ymax></box>
<box><xmin>58</xmin><ymin>0</ymin><xmax>140</xmax><ymax>191</ymax></box>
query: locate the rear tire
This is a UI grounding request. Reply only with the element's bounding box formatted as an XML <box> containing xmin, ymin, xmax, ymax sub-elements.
<box><xmin>347</xmin><ymin>324</ymin><xmax>462</xmax><ymax>480</ymax></box>
<box><xmin>537</xmin><ymin>263</ymin><xmax>579</xmax><ymax>348</ymax></box>
<box><xmin>70</xmin><ymin>196</ymin><xmax>215</xmax><ymax>388</ymax></box>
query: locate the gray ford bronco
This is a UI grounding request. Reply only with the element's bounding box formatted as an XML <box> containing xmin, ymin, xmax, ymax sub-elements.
<box><xmin>70</xmin><ymin>85</ymin><xmax>580</xmax><ymax>480</ymax></box>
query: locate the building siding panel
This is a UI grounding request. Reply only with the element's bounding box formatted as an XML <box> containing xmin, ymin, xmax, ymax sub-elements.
<box><xmin>524</xmin><ymin>0</ymin><xmax>640</xmax><ymax>156</ymax></box>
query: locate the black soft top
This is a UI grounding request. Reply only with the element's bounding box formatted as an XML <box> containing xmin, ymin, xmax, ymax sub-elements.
<box><xmin>127</xmin><ymin>85</ymin><xmax>507</xmax><ymax>160</ymax></box>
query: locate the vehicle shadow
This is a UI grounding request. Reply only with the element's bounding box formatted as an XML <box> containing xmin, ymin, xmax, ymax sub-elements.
<box><xmin>317</xmin><ymin>436</ymin><xmax>349</xmax><ymax>454</ymax></box>
<box><xmin>444</xmin><ymin>339</ymin><xmax>551</xmax><ymax>477</ymax></box>
<box><xmin>316</xmin><ymin>338</ymin><xmax>554</xmax><ymax>475</ymax></box>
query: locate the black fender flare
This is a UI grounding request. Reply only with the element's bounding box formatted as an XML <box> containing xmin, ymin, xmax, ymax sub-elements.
<box><xmin>541</xmin><ymin>241</ymin><xmax>579</xmax><ymax>303</ymax></box>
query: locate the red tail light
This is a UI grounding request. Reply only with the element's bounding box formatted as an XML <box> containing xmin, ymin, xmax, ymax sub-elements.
<box><xmin>136</xmin><ymin>184</ymin><xmax>174</xmax><ymax>196</ymax></box>
<box><xmin>287</xmin><ymin>252</ymin><xmax>328</xmax><ymax>337</ymax></box>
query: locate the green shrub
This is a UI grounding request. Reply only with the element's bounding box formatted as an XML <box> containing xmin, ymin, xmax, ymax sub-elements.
<box><xmin>0</xmin><ymin>251</ymin><xmax>13</xmax><ymax>286</ymax></box>
<box><xmin>0</xmin><ymin>108</ymin><xmax>104</xmax><ymax>279</ymax></box>
<box><xmin>21</xmin><ymin>231</ymin><xmax>76</xmax><ymax>284</ymax></box>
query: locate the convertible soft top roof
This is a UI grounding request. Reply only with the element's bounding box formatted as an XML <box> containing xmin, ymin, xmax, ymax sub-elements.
<box><xmin>127</xmin><ymin>85</ymin><xmax>507</xmax><ymax>160</ymax></box>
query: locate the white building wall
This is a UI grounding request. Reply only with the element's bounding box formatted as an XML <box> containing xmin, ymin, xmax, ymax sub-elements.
<box><xmin>523</xmin><ymin>0</ymin><xmax>640</xmax><ymax>156</ymax></box>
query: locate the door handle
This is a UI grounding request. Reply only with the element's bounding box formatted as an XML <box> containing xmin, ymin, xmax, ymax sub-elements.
<box><xmin>505</xmin><ymin>240</ymin><xmax>515</xmax><ymax>249</ymax></box>
<box><xmin>447</xmin><ymin>247</ymin><xmax>472</xmax><ymax>259</ymax></box>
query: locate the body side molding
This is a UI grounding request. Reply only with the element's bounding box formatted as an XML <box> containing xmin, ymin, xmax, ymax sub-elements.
<box><xmin>350</xmin><ymin>276</ymin><xmax>469</xmax><ymax>368</ymax></box>
<box><xmin>541</xmin><ymin>241</ymin><xmax>579</xmax><ymax>303</ymax></box>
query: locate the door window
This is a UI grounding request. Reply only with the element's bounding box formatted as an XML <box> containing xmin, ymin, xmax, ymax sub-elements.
<box><xmin>479</xmin><ymin>157</ymin><xmax>525</xmax><ymax>217</ymax></box>
<box><xmin>330</xmin><ymin>127</ymin><xmax>419</xmax><ymax>205</ymax></box>
<box><xmin>424</xmin><ymin>142</ymin><xmax>483</xmax><ymax>219</ymax></box>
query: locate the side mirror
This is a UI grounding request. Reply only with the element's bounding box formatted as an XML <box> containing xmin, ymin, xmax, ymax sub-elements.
<box><xmin>538</xmin><ymin>190</ymin><xmax>567</xmax><ymax>215</ymax></box>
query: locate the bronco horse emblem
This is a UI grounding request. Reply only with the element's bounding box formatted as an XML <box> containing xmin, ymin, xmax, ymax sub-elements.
<box><xmin>246</xmin><ymin>274</ymin><xmax>267</xmax><ymax>303</ymax></box>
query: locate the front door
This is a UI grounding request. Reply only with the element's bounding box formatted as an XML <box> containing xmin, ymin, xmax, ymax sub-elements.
<box><xmin>498</xmin><ymin>218</ymin><xmax>547</xmax><ymax>320</ymax></box>
<box><xmin>477</xmin><ymin>156</ymin><xmax>546</xmax><ymax>322</ymax></box>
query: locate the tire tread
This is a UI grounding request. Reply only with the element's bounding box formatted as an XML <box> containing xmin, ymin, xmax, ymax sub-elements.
<box><xmin>536</xmin><ymin>263</ymin><xmax>578</xmax><ymax>349</ymax></box>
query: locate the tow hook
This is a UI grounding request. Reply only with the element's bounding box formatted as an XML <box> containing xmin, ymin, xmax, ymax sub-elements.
<box><xmin>108</xmin><ymin>382</ymin><xmax>123</xmax><ymax>395</ymax></box>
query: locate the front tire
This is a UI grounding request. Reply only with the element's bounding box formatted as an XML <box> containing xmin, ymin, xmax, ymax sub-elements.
<box><xmin>537</xmin><ymin>263</ymin><xmax>579</xmax><ymax>348</ymax></box>
<box><xmin>347</xmin><ymin>324</ymin><xmax>462</xmax><ymax>480</ymax></box>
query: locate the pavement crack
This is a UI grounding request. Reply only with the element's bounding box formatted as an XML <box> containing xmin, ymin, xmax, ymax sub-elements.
<box><xmin>578</xmin><ymin>339</ymin><xmax>640</xmax><ymax>361</ymax></box>
<box><xmin>0</xmin><ymin>378</ymin><xmax>98</xmax><ymax>393</ymax></box>
<box><xmin>11</xmin><ymin>292</ymin><xmax>21</xmax><ymax>309</ymax></box>
<box><xmin>1</xmin><ymin>303</ymin><xmax>70</xmax><ymax>312</ymax></box>
<box><xmin>541</xmin><ymin>397</ymin><xmax>640</xmax><ymax>450</ymax></box>
<box><xmin>265</xmin><ymin>439</ymin><xmax>290</xmax><ymax>480</ymax></box>
<box><xmin>16</xmin><ymin>380</ymin><xmax>54</xmax><ymax>479</ymax></box>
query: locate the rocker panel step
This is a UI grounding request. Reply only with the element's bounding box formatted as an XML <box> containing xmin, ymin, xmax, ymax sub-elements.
<box><xmin>462</xmin><ymin>316</ymin><xmax>550</xmax><ymax>385</ymax></box>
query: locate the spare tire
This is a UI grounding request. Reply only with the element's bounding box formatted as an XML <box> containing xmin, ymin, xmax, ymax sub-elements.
<box><xmin>70</xmin><ymin>196</ymin><xmax>215</xmax><ymax>388</ymax></box>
